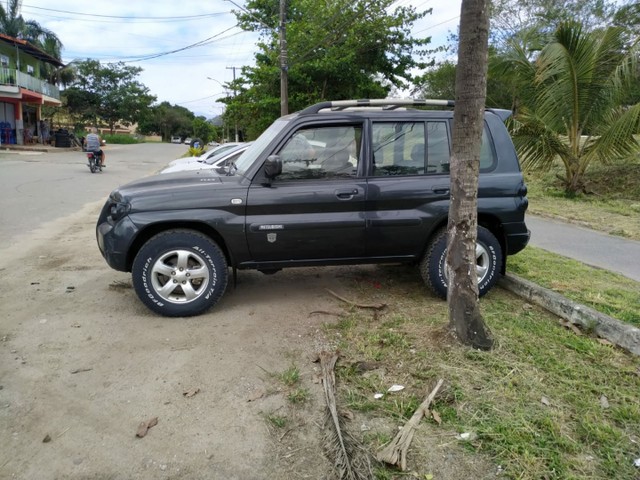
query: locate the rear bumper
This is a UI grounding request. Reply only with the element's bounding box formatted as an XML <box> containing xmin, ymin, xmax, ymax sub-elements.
<box><xmin>504</xmin><ymin>222</ymin><xmax>531</xmax><ymax>255</ymax></box>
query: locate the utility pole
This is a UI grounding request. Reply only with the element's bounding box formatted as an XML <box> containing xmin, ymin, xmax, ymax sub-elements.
<box><xmin>226</xmin><ymin>66</ymin><xmax>239</xmax><ymax>142</ymax></box>
<box><xmin>279</xmin><ymin>0</ymin><xmax>288</xmax><ymax>116</ymax></box>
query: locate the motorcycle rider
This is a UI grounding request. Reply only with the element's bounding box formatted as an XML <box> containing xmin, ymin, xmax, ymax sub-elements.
<box><xmin>84</xmin><ymin>128</ymin><xmax>105</xmax><ymax>167</ymax></box>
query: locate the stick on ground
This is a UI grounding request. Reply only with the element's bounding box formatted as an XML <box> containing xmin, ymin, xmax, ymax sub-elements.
<box><xmin>377</xmin><ymin>378</ymin><xmax>445</xmax><ymax>471</ymax></box>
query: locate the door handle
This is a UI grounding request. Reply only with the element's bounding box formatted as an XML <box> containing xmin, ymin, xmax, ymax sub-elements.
<box><xmin>432</xmin><ymin>186</ymin><xmax>450</xmax><ymax>195</ymax></box>
<box><xmin>335</xmin><ymin>188</ymin><xmax>359</xmax><ymax>200</ymax></box>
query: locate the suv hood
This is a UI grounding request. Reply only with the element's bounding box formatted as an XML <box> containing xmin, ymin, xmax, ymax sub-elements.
<box><xmin>112</xmin><ymin>170</ymin><xmax>246</xmax><ymax>213</ymax></box>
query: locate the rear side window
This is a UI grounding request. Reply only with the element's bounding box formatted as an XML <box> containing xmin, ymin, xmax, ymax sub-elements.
<box><xmin>371</xmin><ymin>120</ymin><xmax>496</xmax><ymax>176</ymax></box>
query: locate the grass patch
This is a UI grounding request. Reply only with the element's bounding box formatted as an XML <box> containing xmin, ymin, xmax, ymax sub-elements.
<box><xmin>322</xmin><ymin>265</ymin><xmax>640</xmax><ymax>480</ymax></box>
<box><xmin>265</xmin><ymin>413</ymin><xmax>288</xmax><ymax>429</ymax></box>
<box><xmin>524</xmin><ymin>156</ymin><xmax>640</xmax><ymax>240</ymax></box>
<box><xmin>102</xmin><ymin>133</ymin><xmax>141</xmax><ymax>144</ymax></box>
<box><xmin>509</xmin><ymin>246</ymin><xmax>640</xmax><ymax>327</ymax></box>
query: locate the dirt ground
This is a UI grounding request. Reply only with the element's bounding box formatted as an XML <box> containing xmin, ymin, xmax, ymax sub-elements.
<box><xmin>0</xmin><ymin>201</ymin><xmax>499</xmax><ymax>480</ymax></box>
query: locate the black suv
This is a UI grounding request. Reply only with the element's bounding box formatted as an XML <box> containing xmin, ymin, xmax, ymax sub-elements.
<box><xmin>97</xmin><ymin>99</ymin><xmax>529</xmax><ymax>317</ymax></box>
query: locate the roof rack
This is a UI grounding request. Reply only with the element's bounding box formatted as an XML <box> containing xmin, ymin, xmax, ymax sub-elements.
<box><xmin>298</xmin><ymin>98</ymin><xmax>455</xmax><ymax>115</ymax></box>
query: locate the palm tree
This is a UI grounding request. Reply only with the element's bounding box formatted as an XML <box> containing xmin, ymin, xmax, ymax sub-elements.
<box><xmin>0</xmin><ymin>0</ymin><xmax>63</xmax><ymax>60</ymax></box>
<box><xmin>510</xmin><ymin>22</ymin><xmax>640</xmax><ymax>194</ymax></box>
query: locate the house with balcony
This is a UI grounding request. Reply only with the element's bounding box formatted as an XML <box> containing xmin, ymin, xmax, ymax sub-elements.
<box><xmin>0</xmin><ymin>33</ymin><xmax>63</xmax><ymax>146</ymax></box>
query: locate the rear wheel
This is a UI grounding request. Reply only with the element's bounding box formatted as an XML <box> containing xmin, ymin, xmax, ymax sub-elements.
<box><xmin>420</xmin><ymin>226</ymin><xmax>502</xmax><ymax>299</ymax></box>
<box><xmin>132</xmin><ymin>230</ymin><xmax>228</xmax><ymax>317</ymax></box>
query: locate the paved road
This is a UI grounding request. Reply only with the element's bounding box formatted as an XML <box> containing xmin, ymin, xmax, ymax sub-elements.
<box><xmin>0</xmin><ymin>143</ymin><xmax>185</xmax><ymax>249</ymax></box>
<box><xmin>526</xmin><ymin>215</ymin><xmax>640</xmax><ymax>282</ymax></box>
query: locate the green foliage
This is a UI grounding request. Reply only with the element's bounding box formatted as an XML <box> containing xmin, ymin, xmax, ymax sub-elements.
<box><xmin>102</xmin><ymin>134</ymin><xmax>140</xmax><ymax>145</ymax></box>
<box><xmin>187</xmin><ymin>146</ymin><xmax>203</xmax><ymax>157</ymax></box>
<box><xmin>507</xmin><ymin>22</ymin><xmax>640</xmax><ymax>193</ymax></box>
<box><xmin>0</xmin><ymin>0</ymin><xmax>62</xmax><ymax>59</ymax></box>
<box><xmin>63</xmin><ymin>59</ymin><xmax>156</xmax><ymax>134</ymax></box>
<box><xmin>228</xmin><ymin>0</ymin><xmax>432</xmax><ymax>139</ymax></box>
<box><xmin>137</xmin><ymin>101</ymin><xmax>194</xmax><ymax>142</ymax></box>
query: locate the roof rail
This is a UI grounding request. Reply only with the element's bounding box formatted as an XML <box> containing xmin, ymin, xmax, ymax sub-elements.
<box><xmin>298</xmin><ymin>98</ymin><xmax>455</xmax><ymax>115</ymax></box>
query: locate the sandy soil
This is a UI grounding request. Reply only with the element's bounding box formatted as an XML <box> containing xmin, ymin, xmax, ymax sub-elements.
<box><xmin>0</xmin><ymin>201</ymin><xmax>498</xmax><ymax>480</ymax></box>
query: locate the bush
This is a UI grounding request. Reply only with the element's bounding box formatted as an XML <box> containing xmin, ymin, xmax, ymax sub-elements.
<box><xmin>103</xmin><ymin>134</ymin><xmax>140</xmax><ymax>145</ymax></box>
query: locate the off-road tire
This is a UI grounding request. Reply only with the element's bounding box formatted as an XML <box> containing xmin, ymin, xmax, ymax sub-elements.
<box><xmin>132</xmin><ymin>230</ymin><xmax>228</xmax><ymax>317</ymax></box>
<box><xmin>420</xmin><ymin>226</ymin><xmax>502</xmax><ymax>299</ymax></box>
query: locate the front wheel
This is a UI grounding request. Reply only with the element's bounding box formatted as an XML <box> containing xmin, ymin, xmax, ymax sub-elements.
<box><xmin>420</xmin><ymin>226</ymin><xmax>502</xmax><ymax>299</ymax></box>
<box><xmin>132</xmin><ymin>230</ymin><xmax>228</xmax><ymax>317</ymax></box>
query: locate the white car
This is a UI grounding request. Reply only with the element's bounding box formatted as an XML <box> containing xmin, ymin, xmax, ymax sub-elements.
<box><xmin>166</xmin><ymin>143</ymin><xmax>245</xmax><ymax>168</ymax></box>
<box><xmin>161</xmin><ymin>143</ymin><xmax>251</xmax><ymax>174</ymax></box>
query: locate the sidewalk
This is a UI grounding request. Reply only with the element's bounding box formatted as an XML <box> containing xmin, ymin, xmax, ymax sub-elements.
<box><xmin>526</xmin><ymin>215</ymin><xmax>640</xmax><ymax>282</ymax></box>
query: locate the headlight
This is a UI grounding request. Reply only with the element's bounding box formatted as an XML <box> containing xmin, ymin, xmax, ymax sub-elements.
<box><xmin>109</xmin><ymin>202</ymin><xmax>130</xmax><ymax>221</ymax></box>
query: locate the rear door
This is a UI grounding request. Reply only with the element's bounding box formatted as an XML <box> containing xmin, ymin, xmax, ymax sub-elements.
<box><xmin>365</xmin><ymin>119</ymin><xmax>452</xmax><ymax>258</ymax></box>
<box><xmin>246</xmin><ymin>122</ymin><xmax>367</xmax><ymax>263</ymax></box>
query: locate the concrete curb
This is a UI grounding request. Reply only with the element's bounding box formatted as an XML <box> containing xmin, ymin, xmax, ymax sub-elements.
<box><xmin>499</xmin><ymin>273</ymin><xmax>640</xmax><ymax>356</ymax></box>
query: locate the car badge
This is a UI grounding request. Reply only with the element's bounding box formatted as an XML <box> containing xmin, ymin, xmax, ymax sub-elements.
<box><xmin>267</xmin><ymin>233</ymin><xmax>277</xmax><ymax>243</ymax></box>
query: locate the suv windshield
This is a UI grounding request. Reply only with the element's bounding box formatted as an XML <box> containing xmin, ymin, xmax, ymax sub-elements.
<box><xmin>233</xmin><ymin>119</ymin><xmax>290</xmax><ymax>176</ymax></box>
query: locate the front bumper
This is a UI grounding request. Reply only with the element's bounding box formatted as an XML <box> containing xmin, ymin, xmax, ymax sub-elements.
<box><xmin>96</xmin><ymin>215</ymin><xmax>138</xmax><ymax>272</ymax></box>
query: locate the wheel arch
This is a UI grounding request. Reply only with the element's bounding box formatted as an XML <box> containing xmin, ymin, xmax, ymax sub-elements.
<box><xmin>126</xmin><ymin>221</ymin><xmax>231</xmax><ymax>272</ymax></box>
<box><xmin>419</xmin><ymin>213</ymin><xmax>507</xmax><ymax>274</ymax></box>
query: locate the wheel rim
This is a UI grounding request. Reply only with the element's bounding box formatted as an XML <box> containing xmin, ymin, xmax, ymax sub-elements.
<box><xmin>475</xmin><ymin>243</ymin><xmax>490</xmax><ymax>283</ymax></box>
<box><xmin>443</xmin><ymin>242</ymin><xmax>491</xmax><ymax>284</ymax></box>
<box><xmin>150</xmin><ymin>249</ymin><xmax>210</xmax><ymax>304</ymax></box>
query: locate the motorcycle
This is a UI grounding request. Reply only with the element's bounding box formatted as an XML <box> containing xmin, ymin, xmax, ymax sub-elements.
<box><xmin>87</xmin><ymin>150</ymin><xmax>103</xmax><ymax>173</ymax></box>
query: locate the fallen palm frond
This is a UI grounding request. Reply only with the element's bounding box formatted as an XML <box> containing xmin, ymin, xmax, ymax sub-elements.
<box><xmin>377</xmin><ymin>378</ymin><xmax>445</xmax><ymax>471</ymax></box>
<box><xmin>319</xmin><ymin>351</ymin><xmax>375</xmax><ymax>480</ymax></box>
<box><xmin>326</xmin><ymin>289</ymin><xmax>387</xmax><ymax>311</ymax></box>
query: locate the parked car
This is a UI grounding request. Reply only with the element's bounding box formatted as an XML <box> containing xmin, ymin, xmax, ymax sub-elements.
<box><xmin>97</xmin><ymin>98</ymin><xmax>530</xmax><ymax>317</ymax></box>
<box><xmin>160</xmin><ymin>143</ymin><xmax>251</xmax><ymax>174</ymax></box>
<box><xmin>170</xmin><ymin>136</ymin><xmax>181</xmax><ymax>144</ymax></box>
<box><xmin>166</xmin><ymin>143</ymin><xmax>246</xmax><ymax>168</ymax></box>
<box><xmin>183</xmin><ymin>137</ymin><xmax>192</xmax><ymax>145</ymax></box>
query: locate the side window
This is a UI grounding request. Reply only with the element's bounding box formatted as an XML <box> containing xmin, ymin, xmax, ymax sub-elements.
<box><xmin>427</xmin><ymin>122</ymin><xmax>451</xmax><ymax>173</ymax></box>
<box><xmin>372</xmin><ymin>122</ymin><xmax>425</xmax><ymax>176</ymax></box>
<box><xmin>372</xmin><ymin>121</ymin><xmax>453</xmax><ymax>176</ymax></box>
<box><xmin>278</xmin><ymin>125</ymin><xmax>360</xmax><ymax>180</ymax></box>
<box><xmin>480</xmin><ymin>126</ymin><xmax>497</xmax><ymax>171</ymax></box>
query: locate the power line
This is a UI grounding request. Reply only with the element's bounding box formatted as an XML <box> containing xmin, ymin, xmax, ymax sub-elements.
<box><xmin>22</xmin><ymin>4</ymin><xmax>228</xmax><ymax>21</ymax></box>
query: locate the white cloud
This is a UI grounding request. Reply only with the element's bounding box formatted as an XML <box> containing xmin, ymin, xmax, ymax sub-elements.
<box><xmin>28</xmin><ymin>0</ymin><xmax>461</xmax><ymax>117</ymax></box>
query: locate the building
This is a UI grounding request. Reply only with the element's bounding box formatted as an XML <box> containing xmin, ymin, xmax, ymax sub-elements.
<box><xmin>0</xmin><ymin>33</ymin><xmax>63</xmax><ymax>146</ymax></box>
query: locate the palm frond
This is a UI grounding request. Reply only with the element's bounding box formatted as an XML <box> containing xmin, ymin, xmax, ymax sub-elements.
<box><xmin>510</xmin><ymin>112</ymin><xmax>569</xmax><ymax>172</ymax></box>
<box><xmin>319</xmin><ymin>351</ymin><xmax>374</xmax><ymax>480</ymax></box>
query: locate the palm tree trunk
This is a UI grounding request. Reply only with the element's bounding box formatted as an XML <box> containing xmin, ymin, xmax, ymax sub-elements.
<box><xmin>446</xmin><ymin>0</ymin><xmax>493</xmax><ymax>350</ymax></box>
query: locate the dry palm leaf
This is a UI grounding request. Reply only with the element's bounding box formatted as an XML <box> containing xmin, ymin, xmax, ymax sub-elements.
<box><xmin>377</xmin><ymin>378</ymin><xmax>444</xmax><ymax>471</ymax></box>
<box><xmin>319</xmin><ymin>351</ymin><xmax>374</xmax><ymax>480</ymax></box>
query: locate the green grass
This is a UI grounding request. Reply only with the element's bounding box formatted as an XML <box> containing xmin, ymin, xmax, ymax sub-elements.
<box><xmin>509</xmin><ymin>247</ymin><xmax>640</xmax><ymax>327</ymax></box>
<box><xmin>524</xmin><ymin>156</ymin><xmax>640</xmax><ymax>240</ymax></box>
<box><xmin>322</xmin><ymin>270</ymin><xmax>640</xmax><ymax>480</ymax></box>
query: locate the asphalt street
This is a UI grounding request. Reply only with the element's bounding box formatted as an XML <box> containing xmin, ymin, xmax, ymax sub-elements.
<box><xmin>526</xmin><ymin>215</ymin><xmax>640</xmax><ymax>282</ymax></box>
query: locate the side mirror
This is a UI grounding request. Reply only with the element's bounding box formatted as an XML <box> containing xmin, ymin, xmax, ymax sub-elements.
<box><xmin>264</xmin><ymin>155</ymin><xmax>282</xmax><ymax>179</ymax></box>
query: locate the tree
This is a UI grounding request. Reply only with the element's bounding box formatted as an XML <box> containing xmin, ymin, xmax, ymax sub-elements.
<box><xmin>228</xmin><ymin>0</ymin><xmax>432</xmax><ymax>139</ymax></box>
<box><xmin>136</xmin><ymin>102</ymin><xmax>194</xmax><ymax>141</ymax></box>
<box><xmin>0</xmin><ymin>0</ymin><xmax>63</xmax><ymax>56</ymax></box>
<box><xmin>509</xmin><ymin>23</ymin><xmax>640</xmax><ymax>193</ymax></box>
<box><xmin>64</xmin><ymin>60</ymin><xmax>156</xmax><ymax>134</ymax></box>
<box><xmin>446</xmin><ymin>0</ymin><xmax>493</xmax><ymax>349</ymax></box>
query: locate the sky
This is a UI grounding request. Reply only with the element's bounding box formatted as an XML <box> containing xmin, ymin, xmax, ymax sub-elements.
<box><xmin>26</xmin><ymin>0</ymin><xmax>462</xmax><ymax>118</ymax></box>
